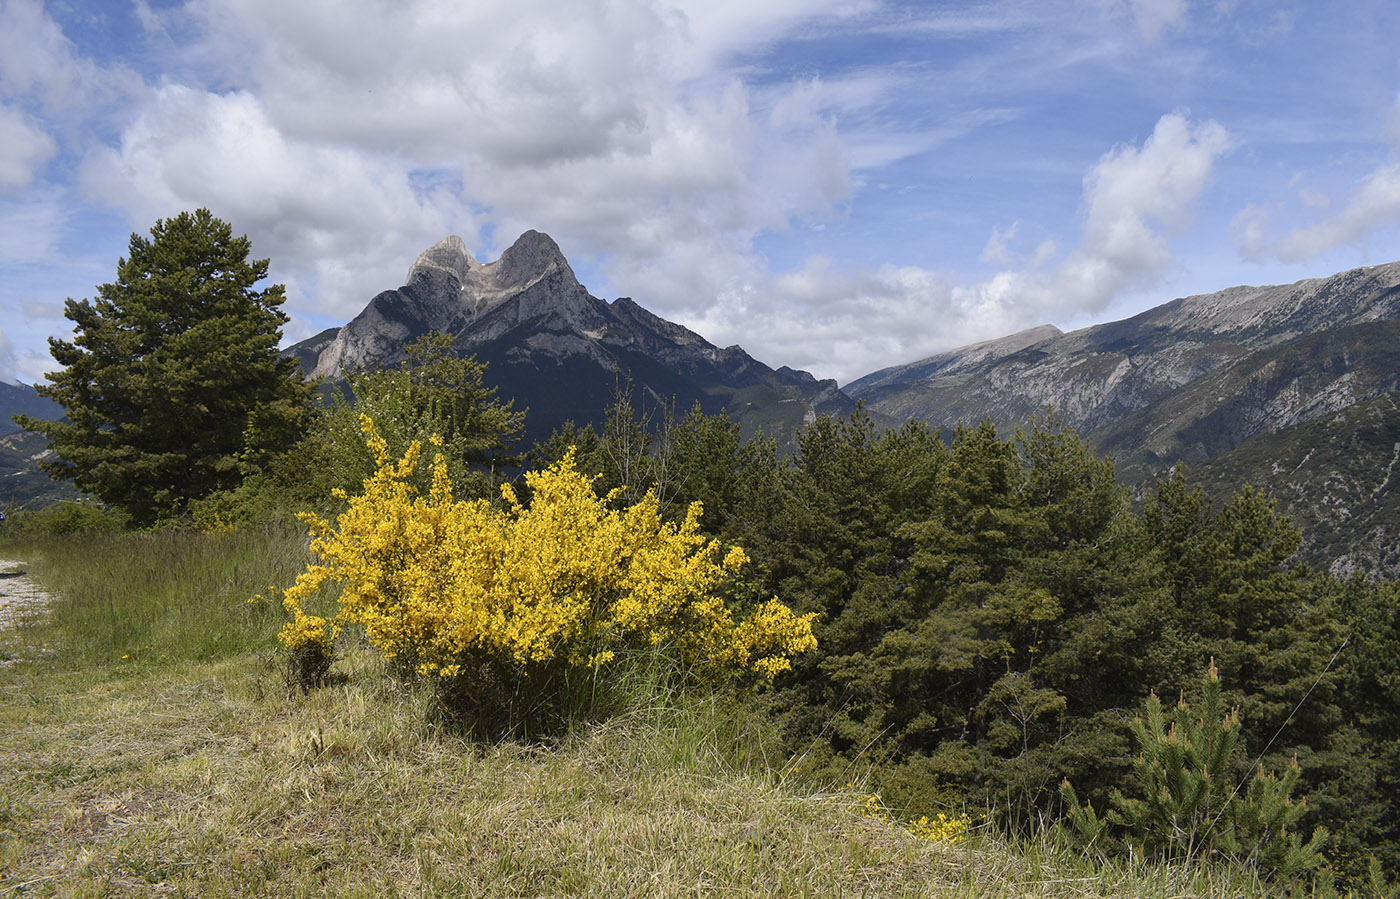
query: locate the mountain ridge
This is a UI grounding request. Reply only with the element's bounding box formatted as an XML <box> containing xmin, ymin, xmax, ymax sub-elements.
<box><xmin>844</xmin><ymin>259</ymin><xmax>1400</xmax><ymax>575</ymax></box>
<box><xmin>293</xmin><ymin>231</ymin><xmax>855</xmax><ymax>450</ymax></box>
<box><xmin>848</xmin><ymin>261</ymin><xmax>1400</xmax><ymax>444</ymax></box>
<box><xmin>7</xmin><ymin>230</ymin><xmax>1400</xmax><ymax>580</ymax></box>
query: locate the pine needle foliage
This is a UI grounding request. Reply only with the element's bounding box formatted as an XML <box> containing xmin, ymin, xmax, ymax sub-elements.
<box><xmin>15</xmin><ymin>209</ymin><xmax>311</xmax><ymax>525</ymax></box>
<box><xmin>1062</xmin><ymin>662</ymin><xmax>1327</xmax><ymax>878</ymax></box>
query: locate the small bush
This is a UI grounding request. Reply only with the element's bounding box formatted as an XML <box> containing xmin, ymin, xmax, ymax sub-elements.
<box><xmin>1061</xmin><ymin>661</ymin><xmax>1327</xmax><ymax>879</ymax></box>
<box><xmin>273</xmin><ymin>415</ymin><xmax>817</xmax><ymax>739</ymax></box>
<box><xmin>278</xmin><ymin>608</ymin><xmax>337</xmax><ymax>691</ymax></box>
<box><xmin>4</xmin><ymin>501</ymin><xmax>129</xmax><ymax>536</ymax></box>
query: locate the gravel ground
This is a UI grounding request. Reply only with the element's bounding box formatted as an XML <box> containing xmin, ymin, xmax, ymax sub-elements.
<box><xmin>0</xmin><ymin>559</ymin><xmax>52</xmax><ymax>665</ymax></box>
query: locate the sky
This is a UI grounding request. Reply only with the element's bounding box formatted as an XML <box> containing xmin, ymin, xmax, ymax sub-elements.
<box><xmin>2</xmin><ymin>0</ymin><xmax>1399</xmax><ymax>388</ymax></box>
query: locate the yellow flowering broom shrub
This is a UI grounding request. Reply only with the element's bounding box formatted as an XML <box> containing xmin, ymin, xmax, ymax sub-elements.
<box><xmin>276</xmin><ymin>414</ymin><xmax>815</xmax><ymax>736</ymax></box>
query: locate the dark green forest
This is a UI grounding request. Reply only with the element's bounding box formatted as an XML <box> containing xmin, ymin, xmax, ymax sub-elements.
<box><xmin>538</xmin><ymin>392</ymin><xmax>1400</xmax><ymax>886</ymax></box>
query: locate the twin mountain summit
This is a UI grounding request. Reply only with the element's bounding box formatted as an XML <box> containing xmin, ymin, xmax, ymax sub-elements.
<box><xmin>6</xmin><ymin>229</ymin><xmax>1400</xmax><ymax>575</ymax></box>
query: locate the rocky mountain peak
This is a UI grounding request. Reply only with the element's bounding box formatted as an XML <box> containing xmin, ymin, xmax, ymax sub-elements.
<box><xmin>492</xmin><ymin>230</ymin><xmax>572</xmax><ymax>290</ymax></box>
<box><xmin>404</xmin><ymin>235</ymin><xmax>475</xmax><ymax>286</ymax></box>
<box><xmin>287</xmin><ymin>229</ymin><xmax>854</xmax><ymax>452</ymax></box>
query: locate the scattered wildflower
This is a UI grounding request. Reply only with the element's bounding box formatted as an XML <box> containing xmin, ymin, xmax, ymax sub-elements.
<box><xmin>858</xmin><ymin>791</ymin><xmax>970</xmax><ymax>843</ymax></box>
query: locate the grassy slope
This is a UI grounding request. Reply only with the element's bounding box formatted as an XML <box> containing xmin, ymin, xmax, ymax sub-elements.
<box><xmin>0</xmin><ymin>535</ymin><xmax>1282</xmax><ymax>897</ymax></box>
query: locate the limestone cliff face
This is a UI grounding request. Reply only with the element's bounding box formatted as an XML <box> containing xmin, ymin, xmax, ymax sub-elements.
<box><xmin>292</xmin><ymin>231</ymin><xmax>854</xmax><ymax>450</ymax></box>
<box><xmin>310</xmin><ymin>231</ymin><xmax>595</xmax><ymax>378</ymax></box>
<box><xmin>847</xmin><ymin>262</ymin><xmax>1400</xmax><ymax>475</ymax></box>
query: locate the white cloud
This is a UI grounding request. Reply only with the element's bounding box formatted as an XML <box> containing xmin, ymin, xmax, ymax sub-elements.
<box><xmin>0</xmin><ymin>0</ymin><xmax>138</xmax><ymax>112</ymax></box>
<box><xmin>59</xmin><ymin>0</ymin><xmax>870</xmax><ymax>334</ymax></box>
<box><xmin>27</xmin><ymin>0</ymin><xmax>864</xmax><ymax>334</ymax></box>
<box><xmin>696</xmin><ymin>111</ymin><xmax>1236</xmax><ymax>383</ymax></box>
<box><xmin>1231</xmin><ymin>93</ymin><xmax>1400</xmax><ymax>263</ymax></box>
<box><xmin>0</xmin><ymin>104</ymin><xmax>55</xmax><ymax>190</ymax></box>
<box><xmin>1262</xmin><ymin>162</ymin><xmax>1400</xmax><ymax>261</ymax></box>
<box><xmin>680</xmin><ymin>256</ymin><xmax>964</xmax><ymax>383</ymax></box>
<box><xmin>1090</xmin><ymin>0</ymin><xmax>1189</xmax><ymax>42</ymax></box>
<box><xmin>980</xmin><ymin>221</ymin><xmax>1020</xmax><ymax>264</ymax></box>
<box><xmin>1056</xmin><ymin>111</ymin><xmax>1233</xmax><ymax>312</ymax></box>
<box><xmin>928</xmin><ymin>111</ymin><xmax>1234</xmax><ymax>338</ymax></box>
<box><xmin>0</xmin><ymin>197</ymin><xmax>63</xmax><ymax>262</ymax></box>
<box><xmin>1228</xmin><ymin>202</ymin><xmax>1272</xmax><ymax>260</ymax></box>
<box><xmin>979</xmin><ymin>221</ymin><xmax>1059</xmax><ymax>269</ymax></box>
<box><xmin>185</xmin><ymin>0</ymin><xmax>777</xmax><ymax>161</ymax></box>
<box><xmin>0</xmin><ymin>326</ymin><xmax>14</xmax><ymax>384</ymax></box>
<box><xmin>77</xmin><ymin>85</ymin><xmax>480</xmax><ymax>319</ymax></box>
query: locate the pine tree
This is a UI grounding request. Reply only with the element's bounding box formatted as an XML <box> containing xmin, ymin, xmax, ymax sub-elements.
<box><xmin>16</xmin><ymin>209</ymin><xmax>312</xmax><ymax>524</ymax></box>
<box><xmin>1061</xmin><ymin>662</ymin><xmax>1327</xmax><ymax>878</ymax></box>
<box><xmin>315</xmin><ymin>332</ymin><xmax>523</xmax><ymax>501</ymax></box>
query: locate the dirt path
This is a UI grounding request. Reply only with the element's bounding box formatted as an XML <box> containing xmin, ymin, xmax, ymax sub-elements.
<box><xmin>0</xmin><ymin>560</ymin><xmax>52</xmax><ymax>665</ymax></box>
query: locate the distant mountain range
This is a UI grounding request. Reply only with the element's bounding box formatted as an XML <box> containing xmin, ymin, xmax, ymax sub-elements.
<box><xmin>846</xmin><ymin>261</ymin><xmax>1400</xmax><ymax>575</ymax></box>
<box><xmin>6</xmin><ymin>232</ymin><xmax>1400</xmax><ymax>577</ymax></box>
<box><xmin>0</xmin><ymin>381</ymin><xmax>61</xmax><ymax>437</ymax></box>
<box><xmin>0</xmin><ymin>381</ymin><xmax>69</xmax><ymax>510</ymax></box>
<box><xmin>848</xmin><ymin>263</ymin><xmax>1400</xmax><ymax>458</ymax></box>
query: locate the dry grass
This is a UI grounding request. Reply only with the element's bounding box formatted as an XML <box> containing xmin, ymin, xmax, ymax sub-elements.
<box><xmin>0</xmin><ymin>647</ymin><xmax>1282</xmax><ymax>898</ymax></box>
<box><xmin>0</xmin><ymin>532</ymin><xmax>1284</xmax><ymax>897</ymax></box>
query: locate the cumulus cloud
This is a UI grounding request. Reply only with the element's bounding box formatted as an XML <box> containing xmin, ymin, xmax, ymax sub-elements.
<box><xmin>1231</xmin><ymin>94</ymin><xmax>1400</xmax><ymax>263</ymax></box>
<box><xmin>929</xmin><ymin>111</ymin><xmax>1233</xmax><ymax>353</ymax></box>
<box><xmin>690</xmin><ymin>111</ymin><xmax>1235</xmax><ymax>384</ymax></box>
<box><xmin>67</xmin><ymin>0</ymin><xmax>868</xmax><ymax>329</ymax></box>
<box><xmin>0</xmin><ymin>104</ymin><xmax>55</xmax><ymax>190</ymax></box>
<box><xmin>682</xmin><ymin>256</ymin><xmax>963</xmax><ymax>383</ymax></box>
<box><xmin>0</xmin><ymin>0</ymin><xmax>138</xmax><ymax>112</ymax></box>
<box><xmin>78</xmin><ymin>85</ymin><xmax>480</xmax><ymax>319</ymax></box>
<box><xmin>1054</xmin><ymin>111</ymin><xmax>1234</xmax><ymax>311</ymax></box>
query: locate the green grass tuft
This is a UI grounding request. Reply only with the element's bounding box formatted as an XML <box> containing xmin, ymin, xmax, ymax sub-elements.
<box><xmin>3</xmin><ymin>525</ymin><xmax>311</xmax><ymax>664</ymax></box>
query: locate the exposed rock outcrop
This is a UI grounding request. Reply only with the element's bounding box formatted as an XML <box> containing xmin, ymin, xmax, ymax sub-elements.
<box><xmin>292</xmin><ymin>231</ymin><xmax>854</xmax><ymax>450</ymax></box>
<box><xmin>848</xmin><ymin>262</ymin><xmax>1400</xmax><ymax>466</ymax></box>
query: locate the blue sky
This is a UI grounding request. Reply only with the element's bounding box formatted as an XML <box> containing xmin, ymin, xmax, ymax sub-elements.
<box><xmin>2</xmin><ymin>0</ymin><xmax>1399</xmax><ymax>386</ymax></box>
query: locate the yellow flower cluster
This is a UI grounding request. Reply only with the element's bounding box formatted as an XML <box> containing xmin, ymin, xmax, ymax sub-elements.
<box><xmin>861</xmin><ymin>793</ymin><xmax>970</xmax><ymax>843</ymax></box>
<box><xmin>905</xmin><ymin>812</ymin><xmax>970</xmax><ymax>842</ymax></box>
<box><xmin>280</xmin><ymin>610</ymin><xmax>335</xmax><ymax>654</ymax></box>
<box><xmin>275</xmin><ymin>415</ymin><xmax>816</xmax><ymax>685</ymax></box>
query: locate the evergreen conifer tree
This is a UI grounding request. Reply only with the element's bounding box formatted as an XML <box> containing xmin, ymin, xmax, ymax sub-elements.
<box><xmin>15</xmin><ymin>209</ymin><xmax>312</xmax><ymax>524</ymax></box>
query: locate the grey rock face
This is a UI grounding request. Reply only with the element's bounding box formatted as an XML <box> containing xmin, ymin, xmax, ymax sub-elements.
<box><xmin>848</xmin><ymin>262</ymin><xmax>1400</xmax><ymax>455</ymax></box>
<box><xmin>289</xmin><ymin>230</ymin><xmax>854</xmax><ymax>450</ymax></box>
<box><xmin>405</xmin><ymin>235</ymin><xmax>475</xmax><ymax>286</ymax></box>
<box><xmin>310</xmin><ymin>231</ymin><xmax>592</xmax><ymax>379</ymax></box>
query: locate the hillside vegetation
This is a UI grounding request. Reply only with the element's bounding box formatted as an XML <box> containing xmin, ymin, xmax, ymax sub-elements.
<box><xmin>0</xmin><ymin>535</ymin><xmax>1326</xmax><ymax>897</ymax></box>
